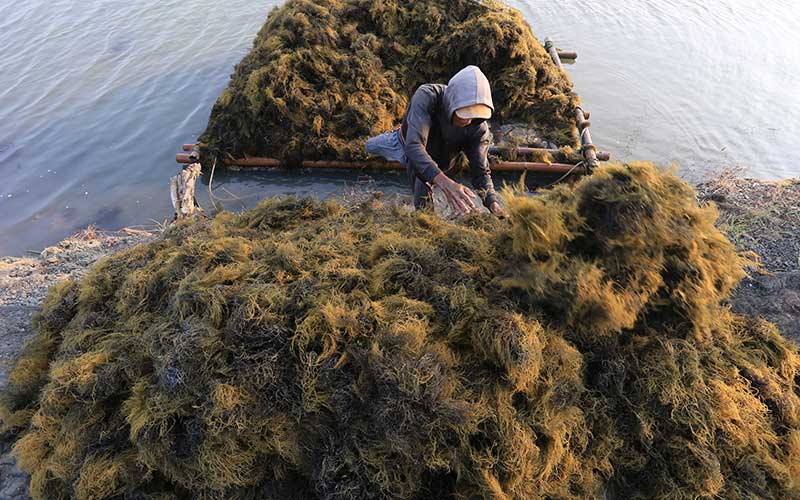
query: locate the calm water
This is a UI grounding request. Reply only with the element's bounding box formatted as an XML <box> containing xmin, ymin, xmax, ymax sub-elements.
<box><xmin>1</xmin><ymin>0</ymin><xmax>798</xmax><ymax>256</ymax></box>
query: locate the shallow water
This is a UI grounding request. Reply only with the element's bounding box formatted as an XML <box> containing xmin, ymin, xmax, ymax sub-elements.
<box><xmin>1</xmin><ymin>0</ymin><xmax>798</xmax><ymax>256</ymax></box>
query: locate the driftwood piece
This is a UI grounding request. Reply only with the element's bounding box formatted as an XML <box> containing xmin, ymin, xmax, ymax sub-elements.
<box><xmin>170</xmin><ymin>162</ymin><xmax>203</xmax><ymax>220</ymax></box>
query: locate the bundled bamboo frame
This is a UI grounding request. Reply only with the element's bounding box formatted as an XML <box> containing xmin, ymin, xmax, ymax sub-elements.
<box><xmin>175</xmin><ymin>38</ymin><xmax>603</xmax><ymax>178</ymax></box>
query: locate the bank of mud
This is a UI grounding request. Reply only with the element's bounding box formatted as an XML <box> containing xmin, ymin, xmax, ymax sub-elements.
<box><xmin>0</xmin><ymin>228</ymin><xmax>152</xmax><ymax>500</ymax></box>
<box><xmin>696</xmin><ymin>172</ymin><xmax>800</xmax><ymax>341</ymax></box>
<box><xmin>0</xmin><ymin>171</ymin><xmax>797</xmax><ymax>499</ymax></box>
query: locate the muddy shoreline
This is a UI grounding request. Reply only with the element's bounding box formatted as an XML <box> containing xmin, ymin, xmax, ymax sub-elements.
<box><xmin>0</xmin><ymin>174</ymin><xmax>798</xmax><ymax>499</ymax></box>
<box><xmin>695</xmin><ymin>172</ymin><xmax>800</xmax><ymax>342</ymax></box>
<box><xmin>0</xmin><ymin>227</ymin><xmax>155</xmax><ymax>389</ymax></box>
<box><xmin>0</xmin><ymin>228</ymin><xmax>154</xmax><ymax>499</ymax></box>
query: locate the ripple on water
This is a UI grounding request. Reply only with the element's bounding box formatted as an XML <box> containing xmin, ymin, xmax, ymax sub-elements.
<box><xmin>0</xmin><ymin>143</ymin><xmax>22</xmax><ymax>164</ymax></box>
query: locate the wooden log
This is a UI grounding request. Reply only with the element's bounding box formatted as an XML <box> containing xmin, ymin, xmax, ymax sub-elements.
<box><xmin>170</xmin><ymin>163</ymin><xmax>203</xmax><ymax>220</ymax></box>
<box><xmin>544</xmin><ymin>37</ymin><xmax>563</xmax><ymax>69</ymax></box>
<box><xmin>557</xmin><ymin>50</ymin><xmax>578</xmax><ymax>60</ymax></box>
<box><xmin>182</xmin><ymin>144</ymin><xmax>196</xmax><ymax>151</ymax></box>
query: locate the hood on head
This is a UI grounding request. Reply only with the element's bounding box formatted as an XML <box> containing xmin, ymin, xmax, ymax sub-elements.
<box><xmin>443</xmin><ymin>65</ymin><xmax>494</xmax><ymax>121</ymax></box>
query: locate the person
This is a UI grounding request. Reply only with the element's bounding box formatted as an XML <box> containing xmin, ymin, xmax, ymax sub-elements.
<box><xmin>365</xmin><ymin>65</ymin><xmax>505</xmax><ymax>216</ymax></box>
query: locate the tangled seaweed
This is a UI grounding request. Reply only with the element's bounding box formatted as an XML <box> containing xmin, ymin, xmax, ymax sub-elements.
<box><xmin>198</xmin><ymin>0</ymin><xmax>579</xmax><ymax>163</ymax></box>
<box><xmin>2</xmin><ymin>163</ymin><xmax>799</xmax><ymax>499</ymax></box>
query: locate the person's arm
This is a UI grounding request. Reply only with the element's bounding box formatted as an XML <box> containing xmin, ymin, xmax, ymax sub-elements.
<box><xmin>403</xmin><ymin>87</ymin><xmax>442</xmax><ymax>183</ymax></box>
<box><xmin>466</xmin><ymin>123</ymin><xmax>503</xmax><ymax>213</ymax></box>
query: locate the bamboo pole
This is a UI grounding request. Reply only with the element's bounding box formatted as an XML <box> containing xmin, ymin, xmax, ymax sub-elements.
<box><xmin>227</xmin><ymin>156</ymin><xmax>282</xmax><ymax>167</ymax></box>
<box><xmin>183</xmin><ymin>144</ymin><xmax>603</xmax><ymax>158</ymax></box>
<box><xmin>184</xmin><ymin>145</ymin><xmax>575</xmax><ymax>156</ymax></box>
<box><xmin>185</xmin><ymin>145</ymin><xmax>569</xmax><ymax>156</ymax></box>
<box><xmin>544</xmin><ymin>37</ymin><xmax>563</xmax><ymax>69</ymax></box>
<box><xmin>301</xmin><ymin>160</ymin><xmax>404</xmax><ymax>170</ymax></box>
<box><xmin>575</xmin><ymin>107</ymin><xmax>599</xmax><ymax>170</ymax></box>
<box><xmin>176</xmin><ymin>154</ymin><xmax>281</xmax><ymax>166</ymax></box>
<box><xmin>178</xmin><ymin>148</ymin><xmax>609</xmax><ymax>166</ymax></box>
<box><xmin>176</xmin><ymin>153</ymin><xmax>584</xmax><ymax>174</ymax></box>
<box><xmin>489</xmin><ymin>146</ymin><xmax>559</xmax><ymax>155</ymax></box>
<box><xmin>492</xmin><ymin>162</ymin><xmax>586</xmax><ymax>174</ymax></box>
<box><xmin>489</xmin><ymin>146</ymin><xmax>610</xmax><ymax>161</ymax></box>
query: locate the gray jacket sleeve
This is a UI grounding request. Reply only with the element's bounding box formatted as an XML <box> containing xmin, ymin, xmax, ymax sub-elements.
<box><xmin>466</xmin><ymin>123</ymin><xmax>500</xmax><ymax>207</ymax></box>
<box><xmin>403</xmin><ymin>88</ymin><xmax>443</xmax><ymax>183</ymax></box>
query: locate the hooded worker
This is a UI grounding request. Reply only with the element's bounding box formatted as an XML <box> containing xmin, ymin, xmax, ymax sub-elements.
<box><xmin>366</xmin><ymin>66</ymin><xmax>504</xmax><ymax>216</ymax></box>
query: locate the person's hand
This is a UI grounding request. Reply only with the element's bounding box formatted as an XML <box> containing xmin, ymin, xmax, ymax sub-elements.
<box><xmin>433</xmin><ymin>173</ymin><xmax>476</xmax><ymax>216</ymax></box>
<box><xmin>488</xmin><ymin>201</ymin><xmax>508</xmax><ymax>219</ymax></box>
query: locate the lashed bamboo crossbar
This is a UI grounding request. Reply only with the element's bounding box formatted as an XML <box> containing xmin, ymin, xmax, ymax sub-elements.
<box><xmin>175</xmin><ymin>153</ymin><xmax>586</xmax><ymax>174</ymax></box>
<box><xmin>180</xmin><ymin>143</ymin><xmax>608</xmax><ymax>162</ymax></box>
<box><xmin>544</xmin><ymin>37</ymin><xmax>563</xmax><ymax>70</ymax></box>
<box><xmin>542</xmin><ymin>37</ymin><xmax>600</xmax><ymax>171</ymax></box>
<box><xmin>575</xmin><ymin>107</ymin><xmax>599</xmax><ymax>170</ymax></box>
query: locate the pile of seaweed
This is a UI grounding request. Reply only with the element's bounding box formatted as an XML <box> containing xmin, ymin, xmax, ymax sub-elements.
<box><xmin>198</xmin><ymin>0</ymin><xmax>579</xmax><ymax>163</ymax></box>
<box><xmin>2</xmin><ymin>163</ymin><xmax>799</xmax><ymax>499</ymax></box>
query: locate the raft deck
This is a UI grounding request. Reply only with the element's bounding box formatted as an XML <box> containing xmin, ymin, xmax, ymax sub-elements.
<box><xmin>175</xmin><ymin>39</ymin><xmax>605</xmax><ymax>177</ymax></box>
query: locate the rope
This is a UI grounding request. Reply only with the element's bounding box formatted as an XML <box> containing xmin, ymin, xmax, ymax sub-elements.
<box><xmin>540</xmin><ymin>161</ymin><xmax>585</xmax><ymax>189</ymax></box>
<box><xmin>206</xmin><ymin>155</ymin><xmax>255</xmax><ymax>208</ymax></box>
<box><xmin>207</xmin><ymin>156</ymin><xmax>217</xmax><ymax>203</ymax></box>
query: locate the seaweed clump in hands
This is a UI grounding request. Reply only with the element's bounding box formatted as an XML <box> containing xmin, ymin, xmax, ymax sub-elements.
<box><xmin>2</xmin><ymin>163</ymin><xmax>799</xmax><ymax>499</ymax></box>
<box><xmin>198</xmin><ymin>0</ymin><xmax>579</xmax><ymax>163</ymax></box>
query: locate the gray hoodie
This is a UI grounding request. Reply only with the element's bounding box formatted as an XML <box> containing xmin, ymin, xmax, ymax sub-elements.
<box><xmin>400</xmin><ymin>66</ymin><xmax>499</xmax><ymax>207</ymax></box>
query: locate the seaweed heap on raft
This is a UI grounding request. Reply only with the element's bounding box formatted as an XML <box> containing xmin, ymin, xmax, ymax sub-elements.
<box><xmin>2</xmin><ymin>163</ymin><xmax>800</xmax><ymax>499</ymax></box>
<box><xmin>198</xmin><ymin>0</ymin><xmax>579</xmax><ymax>163</ymax></box>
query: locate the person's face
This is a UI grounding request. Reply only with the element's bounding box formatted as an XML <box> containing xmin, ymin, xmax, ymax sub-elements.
<box><xmin>452</xmin><ymin>113</ymin><xmax>472</xmax><ymax>127</ymax></box>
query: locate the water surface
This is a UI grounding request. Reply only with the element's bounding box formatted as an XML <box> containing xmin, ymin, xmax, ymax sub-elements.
<box><xmin>1</xmin><ymin>0</ymin><xmax>798</xmax><ymax>255</ymax></box>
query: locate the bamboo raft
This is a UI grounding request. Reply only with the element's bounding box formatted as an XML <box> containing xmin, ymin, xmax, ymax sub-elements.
<box><xmin>175</xmin><ymin>144</ymin><xmax>609</xmax><ymax>174</ymax></box>
<box><xmin>172</xmin><ymin>39</ymin><xmax>605</xmax><ymax>218</ymax></box>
